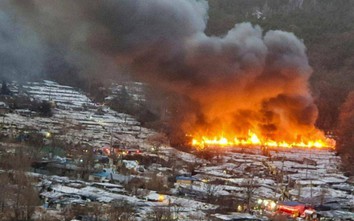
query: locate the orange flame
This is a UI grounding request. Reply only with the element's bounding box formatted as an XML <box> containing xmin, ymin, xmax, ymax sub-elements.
<box><xmin>191</xmin><ymin>130</ymin><xmax>335</xmax><ymax>149</ymax></box>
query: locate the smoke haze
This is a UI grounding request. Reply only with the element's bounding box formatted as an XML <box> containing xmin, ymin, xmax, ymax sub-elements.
<box><xmin>0</xmin><ymin>0</ymin><xmax>322</xmax><ymax>142</ymax></box>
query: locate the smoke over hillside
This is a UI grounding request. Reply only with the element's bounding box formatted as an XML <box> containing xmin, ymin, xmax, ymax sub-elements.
<box><xmin>1</xmin><ymin>0</ymin><xmax>325</xmax><ymax>143</ymax></box>
<box><xmin>0</xmin><ymin>6</ymin><xmax>44</xmax><ymax>80</ymax></box>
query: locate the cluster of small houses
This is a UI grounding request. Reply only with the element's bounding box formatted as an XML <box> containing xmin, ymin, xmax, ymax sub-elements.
<box><xmin>0</xmin><ymin>80</ymin><xmax>353</xmax><ymax>220</ymax></box>
<box><xmin>30</xmin><ymin>145</ymin><xmax>354</xmax><ymax>220</ymax></box>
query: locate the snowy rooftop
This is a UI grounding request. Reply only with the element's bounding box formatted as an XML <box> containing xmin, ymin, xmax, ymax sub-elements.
<box><xmin>4</xmin><ymin>80</ymin><xmax>156</xmax><ymax>148</ymax></box>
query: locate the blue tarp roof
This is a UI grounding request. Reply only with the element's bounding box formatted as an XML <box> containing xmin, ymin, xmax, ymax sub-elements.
<box><xmin>176</xmin><ymin>176</ymin><xmax>198</xmax><ymax>181</ymax></box>
<box><xmin>92</xmin><ymin>172</ymin><xmax>109</xmax><ymax>178</ymax></box>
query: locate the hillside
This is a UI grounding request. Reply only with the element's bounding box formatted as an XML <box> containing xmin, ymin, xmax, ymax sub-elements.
<box><xmin>0</xmin><ymin>80</ymin><xmax>352</xmax><ymax>220</ymax></box>
<box><xmin>207</xmin><ymin>0</ymin><xmax>354</xmax><ymax>131</ymax></box>
<box><xmin>205</xmin><ymin>0</ymin><xmax>354</xmax><ymax>173</ymax></box>
<box><xmin>0</xmin><ymin>1</ymin><xmax>353</xmax><ymax>220</ymax></box>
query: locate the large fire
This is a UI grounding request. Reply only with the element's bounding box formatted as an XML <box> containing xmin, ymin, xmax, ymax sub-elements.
<box><xmin>191</xmin><ymin>130</ymin><xmax>335</xmax><ymax>149</ymax></box>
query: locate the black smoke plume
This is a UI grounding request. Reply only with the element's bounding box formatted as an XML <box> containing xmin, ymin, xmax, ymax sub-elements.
<box><xmin>1</xmin><ymin>0</ymin><xmax>324</xmax><ymax>142</ymax></box>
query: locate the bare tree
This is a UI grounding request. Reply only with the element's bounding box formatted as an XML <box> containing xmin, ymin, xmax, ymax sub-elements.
<box><xmin>204</xmin><ymin>183</ymin><xmax>218</xmax><ymax>204</ymax></box>
<box><xmin>0</xmin><ymin>146</ymin><xmax>40</xmax><ymax>220</ymax></box>
<box><xmin>36</xmin><ymin>208</ymin><xmax>62</xmax><ymax>221</ymax></box>
<box><xmin>109</xmin><ymin>200</ymin><xmax>136</xmax><ymax>221</ymax></box>
<box><xmin>242</xmin><ymin>177</ymin><xmax>258</xmax><ymax>212</ymax></box>
<box><xmin>0</xmin><ymin>173</ymin><xmax>11</xmax><ymax>218</ymax></box>
<box><xmin>61</xmin><ymin>203</ymin><xmax>107</xmax><ymax>221</ymax></box>
<box><xmin>12</xmin><ymin>171</ymin><xmax>40</xmax><ymax>221</ymax></box>
<box><xmin>61</xmin><ymin>205</ymin><xmax>74</xmax><ymax>221</ymax></box>
<box><xmin>0</xmin><ymin>172</ymin><xmax>39</xmax><ymax>220</ymax></box>
<box><xmin>80</xmin><ymin>146</ymin><xmax>96</xmax><ymax>180</ymax></box>
<box><xmin>89</xmin><ymin>202</ymin><xmax>106</xmax><ymax>221</ymax></box>
<box><xmin>147</xmin><ymin>204</ymin><xmax>179</xmax><ymax>221</ymax></box>
<box><xmin>337</xmin><ymin>91</ymin><xmax>354</xmax><ymax>175</ymax></box>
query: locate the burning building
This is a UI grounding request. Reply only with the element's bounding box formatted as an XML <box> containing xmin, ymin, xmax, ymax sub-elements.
<box><xmin>0</xmin><ymin>0</ymin><xmax>335</xmax><ymax>149</ymax></box>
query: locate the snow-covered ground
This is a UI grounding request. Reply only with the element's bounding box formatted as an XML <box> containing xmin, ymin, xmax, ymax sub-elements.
<box><xmin>3</xmin><ymin>80</ymin><xmax>155</xmax><ymax>149</ymax></box>
<box><xmin>1</xmin><ymin>80</ymin><xmax>353</xmax><ymax>220</ymax></box>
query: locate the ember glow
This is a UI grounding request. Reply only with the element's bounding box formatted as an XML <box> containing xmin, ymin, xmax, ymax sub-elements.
<box><xmin>191</xmin><ymin>130</ymin><xmax>335</xmax><ymax>149</ymax></box>
<box><xmin>4</xmin><ymin>0</ymin><xmax>337</xmax><ymax>151</ymax></box>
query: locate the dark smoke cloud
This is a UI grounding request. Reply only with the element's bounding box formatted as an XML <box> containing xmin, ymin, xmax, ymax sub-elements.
<box><xmin>1</xmin><ymin>0</ymin><xmax>322</xmax><ymax>141</ymax></box>
<box><xmin>0</xmin><ymin>3</ymin><xmax>44</xmax><ymax>81</ymax></box>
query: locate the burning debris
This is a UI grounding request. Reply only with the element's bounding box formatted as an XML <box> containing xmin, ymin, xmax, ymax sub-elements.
<box><xmin>190</xmin><ymin>131</ymin><xmax>335</xmax><ymax>149</ymax></box>
<box><xmin>0</xmin><ymin>0</ymin><xmax>335</xmax><ymax>148</ymax></box>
